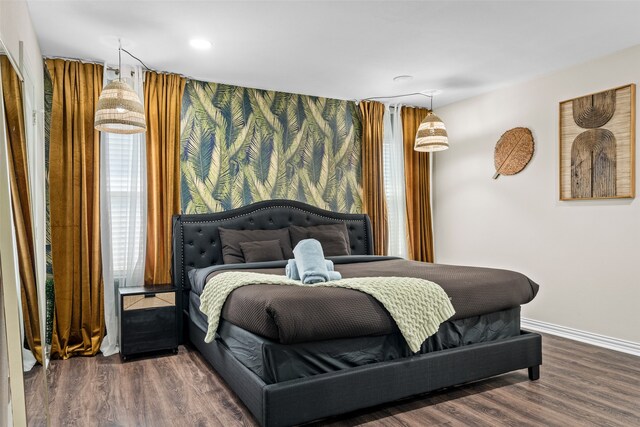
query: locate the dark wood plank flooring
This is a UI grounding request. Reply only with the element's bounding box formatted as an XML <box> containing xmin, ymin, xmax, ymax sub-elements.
<box><xmin>24</xmin><ymin>333</ymin><xmax>640</xmax><ymax>427</ymax></box>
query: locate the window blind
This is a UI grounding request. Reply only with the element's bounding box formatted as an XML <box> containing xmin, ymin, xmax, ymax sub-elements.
<box><xmin>382</xmin><ymin>105</ymin><xmax>408</xmax><ymax>258</ymax></box>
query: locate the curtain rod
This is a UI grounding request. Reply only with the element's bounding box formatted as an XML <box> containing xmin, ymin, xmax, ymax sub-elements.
<box><xmin>353</xmin><ymin>92</ymin><xmax>434</xmax><ymax>111</ymax></box>
<box><xmin>43</xmin><ymin>55</ymin><xmax>188</xmax><ymax>79</ymax></box>
<box><xmin>106</xmin><ymin>66</ymin><xmax>135</xmax><ymax>77</ymax></box>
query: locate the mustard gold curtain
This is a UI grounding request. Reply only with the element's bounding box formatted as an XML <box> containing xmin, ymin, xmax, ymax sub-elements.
<box><xmin>144</xmin><ymin>71</ymin><xmax>186</xmax><ymax>285</ymax></box>
<box><xmin>401</xmin><ymin>107</ymin><xmax>434</xmax><ymax>262</ymax></box>
<box><xmin>45</xmin><ymin>59</ymin><xmax>104</xmax><ymax>359</ymax></box>
<box><xmin>359</xmin><ymin>101</ymin><xmax>388</xmax><ymax>255</ymax></box>
<box><xmin>1</xmin><ymin>56</ymin><xmax>42</xmax><ymax>363</ymax></box>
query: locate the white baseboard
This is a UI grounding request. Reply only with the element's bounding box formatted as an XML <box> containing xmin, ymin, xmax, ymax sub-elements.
<box><xmin>521</xmin><ymin>317</ymin><xmax>640</xmax><ymax>357</ymax></box>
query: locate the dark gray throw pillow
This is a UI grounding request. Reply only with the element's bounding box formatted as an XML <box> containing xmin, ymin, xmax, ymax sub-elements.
<box><xmin>219</xmin><ymin>227</ymin><xmax>294</xmax><ymax>264</ymax></box>
<box><xmin>239</xmin><ymin>240</ymin><xmax>285</xmax><ymax>263</ymax></box>
<box><xmin>289</xmin><ymin>223</ymin><xmax>351</xmax><ymax>256</ymax></box>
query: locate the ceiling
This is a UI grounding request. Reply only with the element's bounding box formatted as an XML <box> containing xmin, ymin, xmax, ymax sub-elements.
<box><xmin>27</xmin><ymin>1</ymin><xmax>640</xmax><ymax>107</ymax></box>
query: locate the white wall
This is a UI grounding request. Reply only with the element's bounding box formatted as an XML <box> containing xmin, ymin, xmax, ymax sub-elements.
<box><xmin>0</xmin><ymin>263</ymin><xmax>8</xmax><ymax>427</ymax></box>
<box><xmin>434</xmin><ymin>45</ymin><xmax>640</xmax><ymax>344</ymax></box>
<box><xmin>0</xmin><ymin>0</ymin><xmax>42</xmax><ymax>75</ymax></box>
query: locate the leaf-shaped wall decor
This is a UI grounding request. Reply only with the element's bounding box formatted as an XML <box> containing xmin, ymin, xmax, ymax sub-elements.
<box><xmin>492</xmin><ymin>127</ymin><xmax>535</xmax><ymax>179</ymax></box>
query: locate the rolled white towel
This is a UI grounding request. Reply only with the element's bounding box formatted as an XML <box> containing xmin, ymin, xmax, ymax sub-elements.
<box><xmin>292</xmin><ymin>239</ymin><xmax>343</xmax><ymax>284</ymax></box>
<box><xmin>326</xmin><ymin>270</ymin><xmax>342</xmax><ymax>281</ymax></box>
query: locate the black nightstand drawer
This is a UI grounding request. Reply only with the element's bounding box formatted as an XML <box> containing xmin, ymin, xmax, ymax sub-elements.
<box><xmin>121</xmin><ymin>307</ymin><xmax>177</xmax><ymax>355</ymax></box>
<box><xmin>119</xmin><ymin>285</ymin><xmax>178</xmax><ymax>359</ymax></box>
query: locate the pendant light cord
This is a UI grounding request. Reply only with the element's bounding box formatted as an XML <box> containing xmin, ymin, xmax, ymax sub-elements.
<box><xmin>115</xmin><ymin>39</ymin><xmax>150</xmax><ymax>79</ymax></box>
<box><xmin>118</xmin><ymin>45</ymin><xmax>122</xmax><ymax>81</ymax></box>
<box><xmin>120</xmin><ymin>48</ymin><xmax>150</xmax><ymax>70</ymax></box>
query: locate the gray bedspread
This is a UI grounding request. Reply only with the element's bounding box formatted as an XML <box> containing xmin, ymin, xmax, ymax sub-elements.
<box><xmin>188</xmin><ymin>256</ymin><xmax>538</xmax><ymax>344</ymax></box>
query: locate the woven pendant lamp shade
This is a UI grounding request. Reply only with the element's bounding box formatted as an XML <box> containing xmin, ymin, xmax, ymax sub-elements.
<box><xmin>414</xmin><ymin>112</ymin><xmax>448</xmax><ymax>152</ymax></box>
<box><xmin>94</xmin><ymin>80</ymin><xmax>146</xmax><ymax>134</ymax></box>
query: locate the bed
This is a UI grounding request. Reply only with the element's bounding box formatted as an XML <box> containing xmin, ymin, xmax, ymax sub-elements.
<box><xmin>172</xmin><ymin>199</ymin><xmax>542</xmax><ymax>427</ymax></box>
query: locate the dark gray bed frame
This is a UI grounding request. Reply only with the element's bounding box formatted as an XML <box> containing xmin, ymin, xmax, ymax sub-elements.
<box><xmin>172</xmin><ymin>199</ymin><xmax>542</xmax><ymax>427</ymax></box>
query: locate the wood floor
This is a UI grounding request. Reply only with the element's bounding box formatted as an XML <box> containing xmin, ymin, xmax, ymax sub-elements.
<box><xmin>25</xmin><ymin>333</ymin><xmax>640</xmax><ymax>427</ymax></box>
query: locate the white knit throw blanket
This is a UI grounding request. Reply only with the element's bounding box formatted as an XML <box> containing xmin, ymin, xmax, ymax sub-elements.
<box><xmin>199</xmin><ymin>271</ymin><xmax>455</xmax><ymax>353</ymax></box>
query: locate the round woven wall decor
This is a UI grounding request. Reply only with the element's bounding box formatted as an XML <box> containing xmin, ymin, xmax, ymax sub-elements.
<box><xmin>493</xmin><ymin>127</ymin><xmax>535</xmax><ymax>179</ymax></box>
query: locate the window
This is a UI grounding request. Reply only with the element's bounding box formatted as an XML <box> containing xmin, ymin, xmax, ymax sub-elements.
<box><xmin>105</xmin><ymin>132</ymin><xmax>145</xmax><ymax>278</ymax></box>
<box><xmin>101</xmin><ymin>68</ymin><xmax>146</xmax><ymax>283</ymax></box>
<box><xmin>382</xmin><ymin>106</ymin><xmax>408</xmax><ymax>258</ymax></box>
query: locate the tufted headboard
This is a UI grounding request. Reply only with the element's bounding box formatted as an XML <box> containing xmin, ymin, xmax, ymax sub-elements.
<box><xmin>171</xmin><ymin>199</ymin><xmax>373</xmax><ymax>291</ymax></box>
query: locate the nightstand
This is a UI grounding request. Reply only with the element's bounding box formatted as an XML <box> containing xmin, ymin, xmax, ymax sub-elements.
<box><xmin>118</xmin><ymin>285</ymin><xmax>178</xmax><ymax>360</ymax></box>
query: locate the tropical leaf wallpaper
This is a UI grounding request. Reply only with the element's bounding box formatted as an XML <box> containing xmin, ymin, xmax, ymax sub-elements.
<box><xmin>180</xmin><ymin>80</ymin><xmax>363</xmax><ymax>214</ymax></box>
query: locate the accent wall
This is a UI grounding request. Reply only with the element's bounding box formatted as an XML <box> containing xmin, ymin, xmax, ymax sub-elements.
<box><xmin>180</xmin><ymin>80</ymin><xmax>363</xmax><ymax>214</ymax></box>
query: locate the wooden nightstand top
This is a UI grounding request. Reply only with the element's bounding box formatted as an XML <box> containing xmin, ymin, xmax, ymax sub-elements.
<box><xmin>119</xmin><ymin>284</ymin><xmax>177</xmax><ymax>296</ymax></box>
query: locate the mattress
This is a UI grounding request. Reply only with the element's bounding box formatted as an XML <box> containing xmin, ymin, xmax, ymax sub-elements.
<box><xmin>190</xmin><ymin>291</ymin><xmax>521</xmax><ymax>384</ymax></box>
<box><xmin>188</xmin><ymin>256</ymin><xmax>538</xmax><ymax>344</ymax></box>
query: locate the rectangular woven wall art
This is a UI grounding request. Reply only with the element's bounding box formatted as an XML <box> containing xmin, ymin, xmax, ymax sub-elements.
<box><xmin>559</xmin><ymin>84</ymin><xmax>635</xmax><ymax>200</ymax></box>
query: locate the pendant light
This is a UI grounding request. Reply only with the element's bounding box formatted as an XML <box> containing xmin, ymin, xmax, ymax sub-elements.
<box><xmin>94</xmin><ymin>46</ymin><xmax>146</xmax><ymax>134</ymax></box>
<box><xmin>414</xmin><ymin>95</ymin><xmax>448</xmax><ymax>152</ymax></box>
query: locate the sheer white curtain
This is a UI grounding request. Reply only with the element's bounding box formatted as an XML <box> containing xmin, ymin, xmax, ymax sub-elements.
<box><xmin>382</xmin><ymin>105</ymin><xmax>408</xmax><ymax>258</ymax></box>
<box><xmin>100</xmin><ymin>65</ymin><xmax>147</xmax><ymax>356</ymax></box>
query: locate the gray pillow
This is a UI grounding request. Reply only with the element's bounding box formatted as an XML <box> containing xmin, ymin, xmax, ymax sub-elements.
<box><xmin>239</xmin><ymin>240</ymin><xmax>285</xmax><ymax>263</ymax></box>
<box><xmin>219</xmin><ymin>227</ymin><xmax>294</xmax><ymax>264</ymax></box>
<box><xmin>289</xmin><ymin>223</ymin><xmax>351</xmax><ymax>256</ymax></box>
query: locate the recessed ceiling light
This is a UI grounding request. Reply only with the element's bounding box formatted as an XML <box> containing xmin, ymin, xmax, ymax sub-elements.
<box><xmin>393</xmin><ymin>75</ymin><xmax>413</xmax><ymax>83</ymax></box>
<box><xmin>189</xmin><ymin>39</ymin><xmax>212</xmax><ymax>50</ymax></box>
